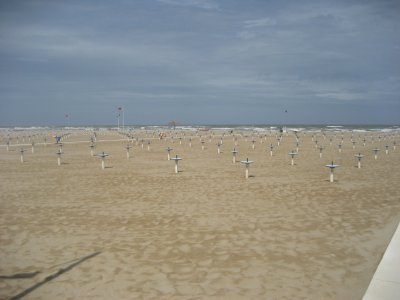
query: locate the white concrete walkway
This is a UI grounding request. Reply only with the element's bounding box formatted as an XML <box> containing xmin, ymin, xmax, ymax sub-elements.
<box><xmin>363</xmin><ymin>222</ymin><xmax>400</xmax><ymax>300</ymax></box>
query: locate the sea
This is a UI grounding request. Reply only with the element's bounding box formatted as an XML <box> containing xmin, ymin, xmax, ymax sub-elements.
<box><xmin>1</xmin><ymin>124</ymin><xmax>399</xmax><ymax>134</ymax></box>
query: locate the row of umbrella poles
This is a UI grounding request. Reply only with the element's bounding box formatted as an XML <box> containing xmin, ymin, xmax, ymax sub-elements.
<box><xmin>9</xmin><ymin>136</ymin><xmax>395</xmax><ymax>162</ymax></box>
<box><xmin>12</xmin><ymin>133</ymin><xmax>397</xmax><ymax>181</ymax></box>
<box><xmin>117</xmin><ymin>129</ymin><xmax>398</xmax><ymax>164</ymax></box>
<box><xmin>16</xmin><ymin>140</ymin><xmax>391</xmax><ymax>167</ymax></box>
<box><xmin>4</xmin><ymin>130</ymin><xmax>397</xmax><ymax>152</ymax></box>
<box><xmin>12</xmin><ymin>145</ymin><xmax>370</xmax><ymax>182</ymax></box>
<box><xmin>4</xmin><ymin>128</ymin><xmax>398</xmax><ymax>149</ymax></box>
<box><xmin>118</xmin><ymin>132</ymin><xmax>396</xmax><ymax>158</ymax></box>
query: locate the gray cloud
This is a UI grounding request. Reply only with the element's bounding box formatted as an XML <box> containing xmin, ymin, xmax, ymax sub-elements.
<box><xmin>0</xmin><ymin>0</ymin><xmax>399</xmax><ymax>125</ymax></box>
<box><xmin>157</xmin><ymin>0</ymin><xmax>220</xmax><ymax>10</ymax></box>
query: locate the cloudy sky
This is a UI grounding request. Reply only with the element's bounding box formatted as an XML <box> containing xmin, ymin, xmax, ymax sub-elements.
<box><xmin>0</xmin><ymin>0</ymin><xmax>399</xmax><ymax>126</ymax></box>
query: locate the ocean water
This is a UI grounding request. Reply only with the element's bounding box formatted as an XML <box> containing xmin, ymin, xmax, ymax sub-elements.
<box><xmin>1</xmin><ymin>124</ymin><xmax>399</xmax><ymax>133</ymax></box>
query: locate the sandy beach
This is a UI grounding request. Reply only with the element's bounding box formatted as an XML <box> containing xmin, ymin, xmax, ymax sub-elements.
<box><xmin>0</xmin><ymin>129</ymin><xmax>399</xmax><ymax>299</ymax></box>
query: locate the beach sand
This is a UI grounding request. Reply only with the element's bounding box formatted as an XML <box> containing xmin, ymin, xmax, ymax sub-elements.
<box><xmin>0</xmin><ymin>130</ymin><xmax>399</xmax><ymax>299</ymax></box>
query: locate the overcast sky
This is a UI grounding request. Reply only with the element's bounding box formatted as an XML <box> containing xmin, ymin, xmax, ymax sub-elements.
<box><xmin>0</xmin><ymin>0</ymin><xmax>399</xmax><ymax>126</ymax></box>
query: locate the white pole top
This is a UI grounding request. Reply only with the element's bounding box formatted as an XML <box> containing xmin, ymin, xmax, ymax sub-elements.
<box><xmin>232</xmin><ymin>149</ymin><xmax>238</xmax><ymax>153</ymax></box>
<box><xmin>240</xmin><ymin>158</ymin><xmax>254</xmax><ymax>165</ymax></box>
<box><xmin>325</xmin><ymin>161</ymin><xmax>339</xmax><ymax>168</ymax></box>
<box><xmin>170</xmin><ymin>155</ymin><xmax>182</xmax><ymax>161</ymax></box>
<box><xmin>97</xmin><ymin>152</ymin><xmax>109</xmax><ymax>158</ymax></box>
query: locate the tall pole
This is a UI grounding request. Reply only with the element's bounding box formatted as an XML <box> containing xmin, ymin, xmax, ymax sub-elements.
<box><xmin>118</xmin><ymin>107</ymin><xmax>122</xmax><ymax>131</ymax></box>
<box><xmin>65</xmin><ymin>114</ymin><xmax>70</xmax><ymax>127</ymax></box>
<box><xmin>122</xmin><ymin>107</ymin><xmax>125</xmax><ymax>132</ymax></box>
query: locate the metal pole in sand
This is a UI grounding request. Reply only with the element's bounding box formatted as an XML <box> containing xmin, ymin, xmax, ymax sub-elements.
<box><xmin>217</xmin><ymin>143</ymin><xmax>221</xmax><ymax>154</ymax></box>
<box><xmin>97</xmin><ymin>152</ymin><xmax>109</xmax><ymax>169</ymax></box>
<box><xmin>393</xmin><ymin>141</ymin><xmax>396</xmax><ymax>151</ymax></box>
<box><xmin>355</xmin><ymin>153</ymin><xmax>364</xmax><ymax>168</ymax></box>
<box><xmin>269</xmin><ymin>144</ymin><xmax>274</xmax><ymax>157</ymax></box>
<box><xmin>125</xmin><ymin>144</ymin><xmax>132</xmax><ymax>159</ymax></box>
<box><xmin>288</xmin><ymin>150</ymin><xmax>298</xmax><ymax>166</ymax></box>
<box><xmin>6</xmin><ymin>141</ymin><xmax>10</xmax><ymax>152</ymax></box>
<box><xmin>147</xmin><ymin>141</ymin><xmax>151</xmax><ymax>151</ymax></box>
<box><xmin>240</xmin><ymin>158</ymin><xmax>254</xmax><ymax>179</ymax></box>
<box><xmin>338</xmin><ymin>143</ymin><xmax>342</xmax><ymax>153</ymax></box>
<box><xmin>89</xmin><ymin>143</ymin><xmax>95</xmax><ymax>157</ymax></box>
<box><xmin>252</xmin><ymin>140</ymin><xmax>256</xmax><ymax>150</ymax></box>
<box><xmin>319</xmin><ymin>146</ymin><xmax>324</xmax><ymax>158</ymax></box>
<box><xmin>170</xmin><ymin>155</ymin><xmax>182</xmax><ymax>173</ymax></box>
<box><xmin>232</xmin><ymin>148</ymin><xmax>238</xmax><ymax>163</ymax></box>
<box><xmin>56</xmin><ymin>149</ymin><xmax>63</xmax><ymax>166</ymax></box>
<box><xmin>385</xmin><ymin>145</ymin><xmax>389</xmax><ymax>155</ymax></box>
<box><xmin>325</xmin><ymin>161</ymin><xmax>339</xmax><ymax>183</ymax></box>
<box><xmin>20</xmin><ymin>148</ymin><xmax>26</xmax><ymax>163</ymax></box>
<box><xmin>31</xmin><ymin>142</ymin><xmax>35</xmax><ymax>154</ymax></box>
<box><xmin>201</xmin><ymin>140</ymin><xmax>205</xmax><ymax>150</ymax></box>
<box><xmin>166</xmin><ymin>147</ymin><xmax>173</xmax><ymax>160</ymax></box>
<box><xmin>373</xmin><ymin>148</ymin><xmax>380</xmax><ymax>160</ymax></box>
<box><xmin>189</xmin><ymin>138</ymin><xmax>192</xmax><ymax>148</ymax></box>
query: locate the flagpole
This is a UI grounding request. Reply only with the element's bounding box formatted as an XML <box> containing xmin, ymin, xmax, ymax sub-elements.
<box><xmin>117</xmin><ymin>107</ymin><xmax>122</xmax><ymax>131</ymax></box>
<box><xmin>65</xmin><ymin>114</ymin><xmax>70</xmax><ymax>128</ymax></box>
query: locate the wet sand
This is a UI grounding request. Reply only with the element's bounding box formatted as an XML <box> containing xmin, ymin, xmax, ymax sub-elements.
<box><xmin>0</xmin><ymin>129</ymin><xmax>399</xmax><ymax>299</ymax></box>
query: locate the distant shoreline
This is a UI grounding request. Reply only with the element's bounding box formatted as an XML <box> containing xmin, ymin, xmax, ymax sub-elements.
<box><xmin>1</xmin><ymin>124</ymin><xmax>399</xmax><ymax>133</ymax></box>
